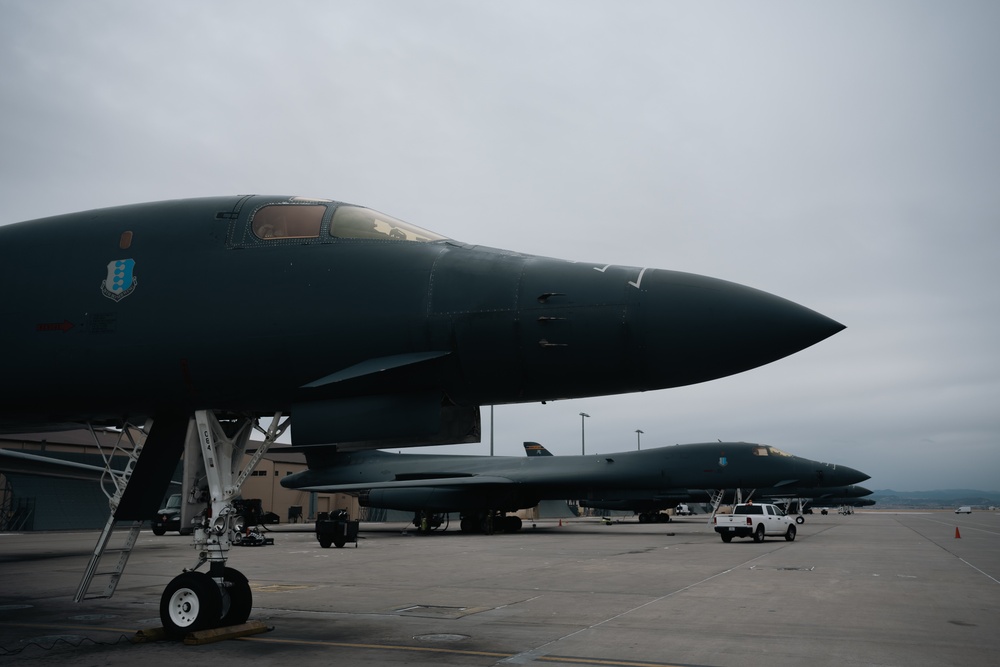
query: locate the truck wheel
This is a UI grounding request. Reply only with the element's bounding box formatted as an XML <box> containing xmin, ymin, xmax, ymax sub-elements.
<box><xmin>720</xmin><ymin>533</ymin><xmax>732</xmax><ymax>543</ymax></box>
<box><xmin>753</xmin><ymin>524</ymin><xmax>765</xmax><ymax>543</ymax></box>
<box><xmin>785</xmin><ymin>525</ymin><xmax>796</xmax><ymax>541</ymax></box>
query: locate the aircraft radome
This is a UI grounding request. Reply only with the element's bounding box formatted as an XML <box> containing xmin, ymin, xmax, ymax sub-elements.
<box><xmin>0</xmin><ymin>195</ymin><xmax>844</xmax><ymax>635</ymax></box>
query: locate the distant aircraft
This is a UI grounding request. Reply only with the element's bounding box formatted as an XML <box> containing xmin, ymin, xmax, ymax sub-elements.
<box><xmin>525</xmin><ymin>442</ymin><xmax>872</xmax><ymax>523</ymax></box>
<box><xmin>281</xmin><ymin>442</ymin><xmax>868</xmax><ymax>532</ymax></box>
<box><xmin>809</xmin><ymin>497</ymin><xmax>877</xmax><ymax>510</ymax></box>
<box><xmin>0</xmin><ymin>195</ymin><xmax>844</xmax><ymax>635</ymax></box>
<box><xmin>581</xmin><ymin>484</ymin><xmax>875</xmax><ymax>522</ymax></box>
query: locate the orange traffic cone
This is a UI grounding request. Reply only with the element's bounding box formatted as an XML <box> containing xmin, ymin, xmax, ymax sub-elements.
<box><xmin>955</xmin><ymin>527</ymin><xmax>961</xmax><ymax>539</ymax></box>
<box><xmin>558</xmin><ymin>519</ymin><xmax>562</xmax><ymax>527</ymax></box>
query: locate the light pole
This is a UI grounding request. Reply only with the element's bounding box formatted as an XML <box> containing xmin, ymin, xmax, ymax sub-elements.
<box><xmin>579</xmin><ymin>412</ymin><xmax>590</xmax><ymax>455</ymax></box>
<box><xmin>635</xmin><ymin>429</ymin><xmax>643</xmax><ymax>451</ymax></box>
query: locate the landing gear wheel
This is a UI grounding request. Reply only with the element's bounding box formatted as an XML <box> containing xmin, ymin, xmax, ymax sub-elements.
<box><xmin>160</xmin><ymin>571</ymin><xmax>222</xmax><ymax>636</ymax></box>
<box><xmin>505</xmin><ymin>515</ymin><xmax>522</xmax><ymax>532</ymax></box>
<box><xmin>795</xmin><ymin>515</ymin><xmax>805</xmax><ymax>524</ymax></box>
<box><xmin>319</xmin><ymin>537</ymin><xmax>333</xmax><ymax>548</ymax></box>
<box><xmin>219</xmin><ymin>567</ymin><xmax>253</xmax><ymax>626</ymax></box>
<box><xmin>784</xmin><ymin>525</ymin><xmax>797</xmax><ymax>542</ymax></box>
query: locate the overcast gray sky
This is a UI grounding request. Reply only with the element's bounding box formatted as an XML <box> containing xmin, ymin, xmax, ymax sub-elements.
<box><xmin>3</xmin><ymin>2</ymin><xmax>998</xmax><ymax>491</ymax></box>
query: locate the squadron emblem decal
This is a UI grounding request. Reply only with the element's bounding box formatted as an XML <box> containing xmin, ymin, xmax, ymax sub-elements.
<box><xmin>101</xmin><ymin>259</ymin><xmax>138</xmax><ymax>302</ymax></box>
<box><xmin>719</xmin><ymin>455</ymin><xmax>728</xmax><ymax>467</ymax></box>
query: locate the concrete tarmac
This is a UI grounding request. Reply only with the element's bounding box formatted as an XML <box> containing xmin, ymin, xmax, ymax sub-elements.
<box><xmin>1</xmin><ymin>511</ymin><xmax>998</xmax><ymax>666</ymax></box>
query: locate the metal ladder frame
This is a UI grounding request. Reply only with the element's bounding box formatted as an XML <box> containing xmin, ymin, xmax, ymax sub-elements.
<box><xmin>75</xmin><ymin>421</ymin><xmax>149</xmax><ymax>602</ymax></box>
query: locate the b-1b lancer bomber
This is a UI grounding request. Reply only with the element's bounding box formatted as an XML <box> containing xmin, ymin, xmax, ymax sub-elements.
<box><xmin>281</xmin><ymin>442</ymin><xmax>867</xmax><ymax>533</ymax></box>
<box><xmin>0</xmin><ymin>195</ymin><xmax>843</xmax><ymax>635</ymax></box>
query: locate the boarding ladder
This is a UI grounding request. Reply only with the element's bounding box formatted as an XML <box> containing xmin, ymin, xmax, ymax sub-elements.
<box><xmin>707</xmin><ymin>489</ymin><xmax>727</xmax><ymax>524</ymax></box>
<box><xmin>706</xmin><ymin>488</ymin><xmax>757</xmax><ymax>524</ymax></box>
<box><xmin>74</xmin><ymin>424</ymin><xmax>147</xmax><ymax>602</ymax></box>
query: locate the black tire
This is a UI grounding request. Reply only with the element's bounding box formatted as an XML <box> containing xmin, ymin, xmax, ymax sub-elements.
<box><xmin>152</xmin><ymin>526</ymin><xmax>166</xmax><ymax>536</ymax></box>
<box><xmin>720</xmin><ymin>533</ymin><xmax>733</xmax><ymax>543</ymax></box>
<box><xmin>160</xmin><ymin>571</ymin><xmax>222</xmax><ymax>636</ymax></box>
<box><xmin>333</xmin><ymin>537</ymin><xmax>346</xmax><ymax>548</ymax></box>
<box><xmin>318</xmin><ymin>536</ymin><xmax>332</xmax><ymax>548</ymax></box>
<box><xmin>219</xmin><ymin>568</ymin><xmax>252</xmax><ymax>627</ymax></box>
<box><xmin>785</xmin><ymin>525</ymin><xmax>797</xmax><ymax>542</ymax></box>
<box><xmin>753</xmin><ymin>524</ymin><xmax>765</xmax><ymax>543</ymax></box>
<box><xmin>795</xmin><ymin>515</ymin><xmax>805</xmax><ymax>525</ymax></box>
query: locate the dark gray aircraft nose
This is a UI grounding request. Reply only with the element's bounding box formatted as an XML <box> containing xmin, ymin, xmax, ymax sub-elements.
<box><xmin>805</xmin><ymin>463</ymin><xmax>869</xmax><ymax>488</ymax></box>
<box><xmin>828</xmin><ymin>464</ymin><xmax>870</xmax><ymax>486</ymax></box>
<box><xmin>635</xmin><ymin>270</ymin><xmax>845</xmax><ymax>388</ymax></box>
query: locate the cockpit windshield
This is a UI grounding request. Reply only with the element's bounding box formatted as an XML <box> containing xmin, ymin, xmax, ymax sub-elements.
<box><xmin>752</xmin><ymin>445</ymin><xmax>794</xmax><ymax>458</ymax></box>
<box><xmin>330</xmin><ymin>205</ymin><xmax>447</xmax><ymax>242</ymax></box>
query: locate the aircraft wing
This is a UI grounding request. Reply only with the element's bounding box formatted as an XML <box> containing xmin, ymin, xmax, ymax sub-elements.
<box><xmin>295</xmin><ymin>475</ymin><xmax>515</xmax><ymax>493</ymax></box>
<box><xmin>0</xmin><ymin>448</ymin><xmax>107</xmax><ymax>481</ymax></box>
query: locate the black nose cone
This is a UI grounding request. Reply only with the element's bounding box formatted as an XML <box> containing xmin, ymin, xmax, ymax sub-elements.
<box><xmin>637</xmin><ymin>270</ymin><xmax>844</xmax><ymax>388</ymax></box>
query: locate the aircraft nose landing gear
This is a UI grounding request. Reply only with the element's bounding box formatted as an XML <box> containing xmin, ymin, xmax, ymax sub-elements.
<box><xmin>156</xmin><ymin>410</ymin><xmax>286</xmax><ymax>637</ymax></box>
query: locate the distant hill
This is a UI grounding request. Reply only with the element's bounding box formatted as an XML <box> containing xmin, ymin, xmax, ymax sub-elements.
<box><xmin>870</xmin><ymin>489</ymin><xmax>1000</xmax><ymax>509</ymax></box>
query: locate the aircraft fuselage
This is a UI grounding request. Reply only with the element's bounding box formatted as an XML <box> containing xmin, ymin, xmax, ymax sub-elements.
<box><xmin>282</xmin><ymin>442</ymin><xmax>869</xmax><ymax>513</ymax></box>
<box><xmin>0</xmin><ymin>195</ymin><xmax>844</xmax><ymax>446</ymax></box>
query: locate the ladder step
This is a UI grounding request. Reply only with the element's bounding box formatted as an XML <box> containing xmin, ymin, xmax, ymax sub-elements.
<box><xmin>75</xmin><ymin>519</ymin><xmax>144</xmax><ymax>602</ymax></box>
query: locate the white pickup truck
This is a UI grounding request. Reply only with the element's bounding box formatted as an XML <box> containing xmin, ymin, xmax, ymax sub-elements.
<box><xmin>713</xmin><ymin>503</ymin><xmax>796</xmax><ymax>543</ymax></box>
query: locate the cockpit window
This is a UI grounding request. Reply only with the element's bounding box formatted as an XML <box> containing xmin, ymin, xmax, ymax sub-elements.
<box><xmin>330</xmin><ymin>205</ymin><xmax>447</xmax><ymax>242</ymax></box>
<box><xmin>751</xmin><ymin>445</ymin><xmax>793</xmax><ymax>457</ymax></box>
<box><xmin>252</xmin><ymin>204</ymin><xmax>325</xmax><ymax>240</ymax></box>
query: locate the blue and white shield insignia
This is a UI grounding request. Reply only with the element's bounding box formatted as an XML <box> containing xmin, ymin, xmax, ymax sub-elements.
<box><xmin>719</xmin><ymin>456</ymin><xmax>728</xmax><ymax>467</ymax></box>
<box><xmin>101</xmin><ymin>259</ymin><xmax>138</xmax><ymax>302</ymax></box>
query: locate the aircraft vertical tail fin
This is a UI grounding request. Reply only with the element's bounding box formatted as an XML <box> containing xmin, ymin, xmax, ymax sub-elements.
<box><xmin>523</xmin><ymin>442</ymin><xmax>554</xmax><ymax>457</ymax></box>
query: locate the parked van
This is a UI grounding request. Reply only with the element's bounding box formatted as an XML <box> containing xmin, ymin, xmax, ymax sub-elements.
<box><xmin>955</xmin><ymin>506</ymin><xmax>972</xmax><ymax>514</ymax></box>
